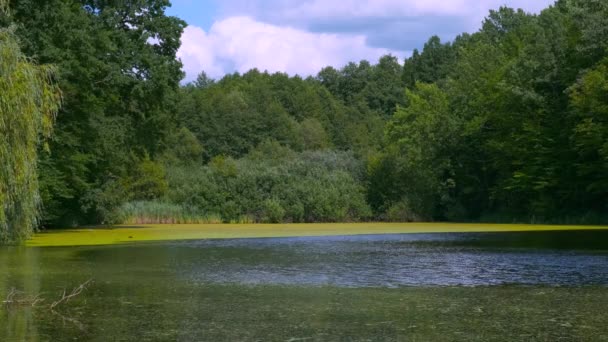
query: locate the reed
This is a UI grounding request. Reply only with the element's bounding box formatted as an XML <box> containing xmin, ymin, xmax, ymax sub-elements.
<box><xmin>118</xmin><ymin>201</ymin><xmax>222</xmax><ymax>225</ymax></box>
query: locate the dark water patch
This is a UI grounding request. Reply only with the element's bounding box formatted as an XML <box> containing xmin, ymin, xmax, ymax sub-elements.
<box><xmin>426</xmin><ymin>230</ymin><xmax>608</xmax><ymax>251</ymax></box>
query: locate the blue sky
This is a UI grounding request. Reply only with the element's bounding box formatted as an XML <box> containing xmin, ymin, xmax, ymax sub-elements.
<box><xmin>166</xmin><ymin>1</ymin><xmax>217</xmax><ymax>32</ymax></box>
<box><xmin>167</xmin><ymin>0</ymin><xmax>556</xmax><ymax>81</ymax></box>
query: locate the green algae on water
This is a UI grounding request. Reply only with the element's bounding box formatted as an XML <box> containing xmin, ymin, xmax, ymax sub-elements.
<box><xmin>26</xmin><ymin>223</ymin><xmax>608</xmax><ymax>247</ymax></box>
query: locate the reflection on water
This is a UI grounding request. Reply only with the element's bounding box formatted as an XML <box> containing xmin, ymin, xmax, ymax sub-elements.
<box><xmin>1</xmin><ymin>230</ymin><xmax>608</xmax><ymax>340</ymax></box>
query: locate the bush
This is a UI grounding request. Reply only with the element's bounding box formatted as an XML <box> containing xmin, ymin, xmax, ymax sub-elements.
<box><xmin>161</xmin><ymin>127</ymin><xmax>204</xmax><ymax>165</ymax></box>
<box><xmin>262</xmin><ymin>198</ymin><xmax>286</xmax><ymax>223</ymax></box>
<box><xmin>127</xmin><ymin>157</ymin><xmax>168</xmax><ymax>201</ymax></box>
<box><xmin>163</xmin><ymin>149</ymin><xmax>372</xmax><ymax>223</ymax></box>
<box><xmin>386</xmin><ymin>199</ymin><xmax>423</xmax><ymax>222</ymax></box>
<box><xmin>81</xmin><ymin>178</ymin><xmax>129</xmax><ymax>225</ymax></box>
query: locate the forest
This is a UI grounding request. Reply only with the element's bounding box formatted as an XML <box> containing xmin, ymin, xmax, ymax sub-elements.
<box><xmin>1</xmin><ymin>0</ymin><xmax>607</xmax><ymax>243</ymax></box>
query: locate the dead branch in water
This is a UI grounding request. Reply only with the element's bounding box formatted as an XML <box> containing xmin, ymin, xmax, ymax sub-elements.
<box><xmin>2</xmin><ymin>288</ymin><xmax>45</xmax><ymax>307</ymax></box>
<box><xmin>3</xmin><ymin>278</ymin><xmax>93</xmax><ymax>319</ymax></box>
<box><xmin>2</xmin><ymin>280</ymin><xmax>92</xmax><ymax>332</ymax></box>
<box><xmin>50</xmin><ymin>279</ymin><xmax>93</xmax><ymax>310</ymax></box>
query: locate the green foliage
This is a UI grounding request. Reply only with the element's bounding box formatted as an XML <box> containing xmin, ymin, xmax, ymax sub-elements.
<box><xmin>126</xmin><ymin>157</ymin><xmax>169</xmax><ymax>201</ymax></box>
<box><xmin>402</xmin><ymin>36</ymin><xmax>458</xmax><ymax>89</ymax></box>
<box><xmin>318</xmin><ymin>56</ymin><xmax>405</xmax><ymax>117</ymax></box>
<box><xmin>371</xmin><ymin>1</ymin><xmax>608</xmax><ymax>223</ymax></box>
<box><xmin>378</xmin><ymin>83</ymin><xmax>459</xmax><ymax>219</ymax></box>
<box><xmin>297</xmin><ymin>118</ymin><xmax>331</xmax><ymax>150</ymax></box>
<box><xmin>161</xmin><ymin>127</ymin><xmax>204</xmax><ymax>165</ymax></box>
<box><xmin>386</xmin><ymin>199</ymin><xmax>422</xmax><ymax>223</ymax></box>
<box><xmin>568</xmin><ymin>58</ymin><xmax>608</xmax><ymax>204</ymax></box>
<box><xmin>209</xmin><ymin>155</ymin><xmax>238</xmax><ymax>178</ymax></box>
<box><xmin>261</xmin><ymin>198</ymin><xmax>286</xmax><ymax>223</ymax></box>
<box><xmin>193</xmin><ymin>71</ymin><xmax>215</xmax><ymax>89</ymax></box>
<box><xmin>3</xmin><ymin>0</ymin><xmax>607</xmax><ymax>232</ymax></box>
<box><xmin>71</xmin><ymin>145</ymin><xmax>169</xmax><ymax>227</ymax></box>
<box><xmin>247</xmin><ymin>139</ymin><xmax>297</xmax><ymax>163</ymax></box>
<box><xmin>0</xmin><ymin>25</ymin><xmax>61</xmax><ymax>242</ymax></box>
<box><xmin>80</xmin><ymin>176</ymin><xmax>127</xmax><ymax>226</ymax></box>
<box><xmin>160</xmin><ymin>150</ymin><xmax>371</xmax><ymax>224</ymax></box>
<box><xmin>175</xmin><ymin>68</ymin><xmax>386</xmax><ymax>159</ymax></box>
<box><xmin>6</xmin><ymin>0</ymin><xmax>185</xmax><ymax>227</ymax></box>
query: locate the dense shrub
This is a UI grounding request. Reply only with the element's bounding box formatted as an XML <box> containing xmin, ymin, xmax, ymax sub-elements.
<box><xmin>119</xmin><ymin>149</ymin><xmax>373</xmax><ymax>224</ymax></box>
<box><xmin>386</xmin><ymin>199</ymin><xmax>423</xmax><ymax>222</ymax></box>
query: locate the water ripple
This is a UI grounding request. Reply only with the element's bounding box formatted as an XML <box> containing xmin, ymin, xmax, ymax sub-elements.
<box><xmin>165</xmin><ymin>232</ymin><xmax>608</xmax><ymax>287</ymax></box>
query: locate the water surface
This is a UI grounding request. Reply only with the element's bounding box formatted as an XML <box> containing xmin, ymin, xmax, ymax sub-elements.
<box><xmin>2</xmin><ymin>230</ymin><xmax>608</xmax><ymax>341</ymax></box>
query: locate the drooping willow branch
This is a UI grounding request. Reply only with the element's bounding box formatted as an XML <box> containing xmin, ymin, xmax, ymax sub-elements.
<box><xmin>0</xmin><ymin>23</ymin><xmax>61</xmax><ymax>244</ymax></box>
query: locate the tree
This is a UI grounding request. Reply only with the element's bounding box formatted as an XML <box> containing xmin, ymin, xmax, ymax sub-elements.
<box><xmin>127</xmin><ymin>156</ymin><xmax>169</xmax><ymax>201</ymax></box>
<box><xmin>7</xmin><ymin>0</ymin><xmax>186</xmax><ymax>226</ymax></box>
<box><xmin>402</xmin><ymin>36</ymin><xmax>456</xmax><ymax>89</ymax></box>
<box><xmin>568</xmin><ymin>58</ymin><xmax>608</xmax><ymax>210</ymax></box>
<box><xmin>379</xmin><ymin>83</ymin><xmax>460</xmax><ymax>219</ymax></box>
<box><xmin>298</xmin><ymin>118</ymin><xmax>331</xmax><ymax>151</ymax></box>
<box><xmin>363</xmin><ymin>55</ymin><xmax>405</xmax><ymax>117</ymax></box>
<box><xmin>0</xmin><ymin>24</ymin><xmax>61</xmax><ymax>242</ymax></box>
<box><xmin>194</xmin><ymin>71</ymin><xmax>215</xmax><ymax>89</ymax></box>
<box><xmin>161</xmin><ymin>127</ymin><xmax>204</xmax><ymax>164</ymax></box>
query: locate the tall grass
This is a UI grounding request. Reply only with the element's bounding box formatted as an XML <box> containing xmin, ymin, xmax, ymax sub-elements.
<box><xmin>229</xmin><ymin>215</ymin><xmax>256</xmax><ymax>224</ymax></box>
<box><xmin>119</xmin><ymin>201</ymin><xmax>297</xmax><ymax>225</ymax></box>
<box><xmin>118</xmin><ymin>201</ymin><xmax>222</xmax><ymax>224</ymax></box>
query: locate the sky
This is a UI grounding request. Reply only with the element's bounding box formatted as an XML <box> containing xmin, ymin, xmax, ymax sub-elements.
<box><xmin>167</xmin><ymin>0</ymin><xmax>556</xmax><ymax>82</ymax></box>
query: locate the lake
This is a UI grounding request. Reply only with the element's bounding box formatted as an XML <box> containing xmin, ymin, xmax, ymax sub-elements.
<box><xmin>2</xmin><ymin>229</ymin><xmax>608</xmax><ymax>341</ymax></box>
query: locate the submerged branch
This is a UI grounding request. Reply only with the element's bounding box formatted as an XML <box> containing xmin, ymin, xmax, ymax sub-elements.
<box><xmin>51</xmin><ymin>307</ymin><xmax>87</xmax><ymax>331</ymax></box>
<box><xmin>2</xmin><ymin>278</ymin><xmax>93</xmax><ymax>312</ymax></box>
<box><xmin>50</xmin><ymin>279</ymin><xmax>93</xmax><ymax>310</ymax></box>
<box><xmin>2</xmin><ymin>288</ymin><xmax>45</xmax><ymax>307</ymax></box>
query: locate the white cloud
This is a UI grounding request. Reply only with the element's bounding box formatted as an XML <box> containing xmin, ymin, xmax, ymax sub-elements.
<box><xmin>211</xmin><ymin>0</ymin><xmax>556</xmax><ymax>52</ymax></box>
<box><xmin>177</xmin><ymin>1</ymin><xmax>557</xmax><ymax>80</ymax></box>
<box><xmin>177</xmin><ymin>26</ymin><xmax>224</xmax><ymax>80</ymax></box>
<box><xmin>177</xmin><ymin>16</ymin><xmax>404</xmax><ymax>82</ymax></box>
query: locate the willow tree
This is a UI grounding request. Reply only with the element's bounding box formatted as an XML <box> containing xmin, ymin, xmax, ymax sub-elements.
<box><xmin>0</xmin><ymin>20</ymin><xmax>61</xmax><ymax>243</ymax></box>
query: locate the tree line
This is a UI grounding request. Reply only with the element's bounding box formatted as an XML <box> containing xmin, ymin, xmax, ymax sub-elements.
<box><xmin>1</xmin><ymin>0</ymin><xmax>606</xmax><ymax>242</ymax></box>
